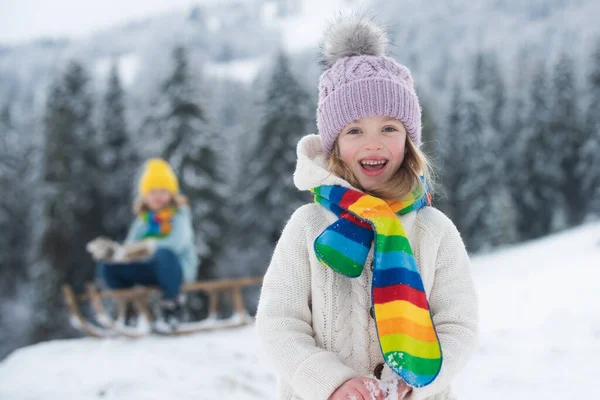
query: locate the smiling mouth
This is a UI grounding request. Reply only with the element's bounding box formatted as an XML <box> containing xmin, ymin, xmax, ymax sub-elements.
<box><xmin>360</xmin><ymin>159</ymin><xmax>388</xmax><ymax>171</ymax></box>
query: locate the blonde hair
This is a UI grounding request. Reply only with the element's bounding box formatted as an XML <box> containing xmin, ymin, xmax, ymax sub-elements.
<box><xmin>133</xmin><ymin>193</ymin><xmax>189</xmax><ymax>215</ymax></box>
<box><xmin>328</xmin><ymin>137</ymin><xmax>433</xmax><ymax>201</ymax></box>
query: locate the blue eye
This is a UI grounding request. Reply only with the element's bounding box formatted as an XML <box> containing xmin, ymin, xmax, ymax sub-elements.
<box><xmin>383</xmin><ymin>126</ymin><xmax>398</xmax><ymax>132</ymax></box>
<box><xmin>347</xmin><ymin>128</ymin><xmax>361</xmax><ymax>135</ymax></box>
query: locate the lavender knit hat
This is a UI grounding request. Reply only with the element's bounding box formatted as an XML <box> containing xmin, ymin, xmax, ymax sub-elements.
<box><xmin>317</xmin><ymin>16</ymin><xmax>422</xmax><ymax>154</ymax></box>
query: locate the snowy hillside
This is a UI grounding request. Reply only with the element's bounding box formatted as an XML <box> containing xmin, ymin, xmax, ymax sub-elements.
<box><xmin>1</xmin><ymin>222</ymin><xmax>598</xmax><ymax>399</ymax></box>
<box><xmin>2</xmin><ymin>0</ymin><xmax>599</xmax><ymax>106</ymax></box>
<box><xmin>0</xmin><ymin>0</ymin><xmax>356</xmax><ymax>100</ymax></box>
<box><xmin>453</xmin><ymin>221</ymin><xmax>600</xmax><ymax>399</ymax></box>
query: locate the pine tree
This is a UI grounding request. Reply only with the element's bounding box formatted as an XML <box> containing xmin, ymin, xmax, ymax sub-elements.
<box><xmin>519</xmin><ymin>60</ymin><xmax>557</xmax><ymax>238</ymax></box>
<box><xmin>32</xmin><ymin>61</ymin><xmax>102</xmax><ymax>342</ymax></box>
<box><xmin>158</xmin><ymin>47</ymin><xmax>205</xmax><ymax>163</ymax></box>
<box><xmin>472</xmin><ymin>51</ymin><xmax>506</xmax><ymax>135</ymax></box>
<box><xmin>231</xmin><ymin>52</ymin><xmax>313</xmax><ymax>275</ymax></box>
<box><xmin>471</xmin><ymin>51</ymin><xmax>518</xmax><ymax>247</ymax></box>
<box><xmin>453</xmin><ymin>92</ymin><xmax>497</xmax><ymax>252</ymax></box>
<box><xmin>441</xmin><ymin>64</ymin><xmax>516</xmax><ymax>251</ymax></box>
<box><xmin>148</xmin><ymin>46</ymin><xmax>226</xmax><ymax>277</ymax></box>
<box><xmin>419</xmin><ymin>97</ymin><xmax>439</xmax><ymax>162</ymax></box>
<box><xmin>549</xmin><ymin>52</ymin><xmax>586</xmax><ymax>226</ymax></box>
<box><xmin>582</xmin><ymin>40</ymin><xmax>600</xmax><ymax>217</ymax></box>
<box><xmin>437</xmin><ymin>83</ymin><xmax>465</xmax><ymax>219</ymax></box>
<box><xmin>210</xmin><ymin>79</ymin><xmax>259</xmax><ymax>190</ymax></box>
<box><xmin>0</xmin><ymin>102</ymin><xmax>11</xmax><ymax>133</ymax></box>
<box><xmin>98</xmin><ymin>64</ymin><xmax>137</xmax><ymax>241</ymax></box>
<box><xmin>0</xmin><ymin>102</ymin><xmax>31</xmax><ymax>294</ymax></box>
<box><xmin>0</xmin><ymin>100</ymin><xmax>37</xmax><ymax>358</ymax></box>
<box><xmin>504</xmin><ymin>48</ymin><xmax>532</xmax><ymax>243</ymax></box>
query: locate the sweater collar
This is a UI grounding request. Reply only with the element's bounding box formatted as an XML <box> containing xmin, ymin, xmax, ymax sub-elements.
<box><xmin>294</xmin><ymin>134</ymin><xmax>354</xmax><ymax>191</ymax></box>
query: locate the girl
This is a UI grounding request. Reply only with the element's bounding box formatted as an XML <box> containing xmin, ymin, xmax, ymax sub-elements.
<box><xmin>93</xmin><ymin>158</ymin><xmax>198</xmax><ymax>331</ymax></box>
<box><xmin>256</xmin><ymin>16</ymin><xmax>478</xmax><ymax>400</ymax></box>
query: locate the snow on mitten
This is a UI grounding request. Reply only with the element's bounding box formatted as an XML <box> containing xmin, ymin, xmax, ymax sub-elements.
<box><xmin>86</xmin><ymin>237</ymin><xmax>119</xmax><ymax>261</ymax></box>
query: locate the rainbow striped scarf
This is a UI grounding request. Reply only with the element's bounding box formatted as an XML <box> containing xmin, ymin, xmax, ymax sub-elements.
<box><xmin>141</xmin><ymin>207</ymin><xmax>177</xmax><ymax>239</ymax></box>
<box><xmin>311</xmin><ymin>184</ymin><xmax>442</xmax><ymax>387</ymax></box>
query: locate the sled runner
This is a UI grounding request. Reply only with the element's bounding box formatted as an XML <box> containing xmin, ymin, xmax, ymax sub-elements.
<box><xmin>62</xmin><ymin>276</ymin><xmax>263</xmax><ymax>337</ymax></box>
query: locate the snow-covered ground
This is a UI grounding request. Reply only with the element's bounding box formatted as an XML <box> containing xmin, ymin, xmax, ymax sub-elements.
<box><xmin>454</xmin><ymin>221</ymin><xmax>600</xmax><ymax>399</ymax></box>
<box><xmin>0</xmin><ymin>326</ymin><xmax>276</xmax><ymax>400</ymax></box>
<box><xmin>1</xmin><ymin>222</ymin><xmax>598</xmax><ymax>399</ymax></box>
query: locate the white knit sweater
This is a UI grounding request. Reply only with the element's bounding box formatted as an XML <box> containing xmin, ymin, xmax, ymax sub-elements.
<box><xmin>256</xmin><ymin>135</ymin><xmax>479</xmax><ymax>400</ymax></box>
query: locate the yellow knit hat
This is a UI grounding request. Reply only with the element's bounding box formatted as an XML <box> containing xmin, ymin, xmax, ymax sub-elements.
<box><xmin>138</xmin><ymin>158</ymin><xmax>179</xmax><ymax>196</ymax></box>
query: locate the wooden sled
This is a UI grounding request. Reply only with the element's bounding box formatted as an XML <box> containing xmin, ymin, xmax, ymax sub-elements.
<box><xmin>62</xmin><ymin>276</ymin><xmax>263</xmax><ymax>338</ymax></box>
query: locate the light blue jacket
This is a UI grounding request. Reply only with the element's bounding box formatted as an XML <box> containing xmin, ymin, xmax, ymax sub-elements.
<box><xmin>126</xmin><ymin>205</ymin><xmax>198</xmax><ymax>282</ymax></box>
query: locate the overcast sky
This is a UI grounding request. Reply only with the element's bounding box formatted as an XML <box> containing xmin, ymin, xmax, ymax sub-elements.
<box><xmin>0</xmin><ymin>0</ymin><xmax>199</xmax><ymax>44</ymax></box>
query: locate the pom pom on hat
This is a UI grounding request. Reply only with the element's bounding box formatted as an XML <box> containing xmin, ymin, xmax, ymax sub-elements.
<box><xmin>319</xmin><ymin>13</ymin><xmax>389</xmax><ymax>68</ymax></box>
<box><xmin>316</xmin><ymin>13</ymin><xmax>422</xmax><ymax>154</ymax></box>
<box><xmin>138</xmin><ymin>158</ymin><xmax>179</xmax><ymax>196</ymax></box>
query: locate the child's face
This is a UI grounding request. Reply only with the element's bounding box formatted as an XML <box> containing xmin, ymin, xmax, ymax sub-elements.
<box><xmin>145</xmin><ymin>189</ymin><xmax>172</xmax><ymax>211</ymax></box>
<box><xmin>336</xmin><ymin>116</ymin><xmax>407</xmax><ymax>192</ymax></box>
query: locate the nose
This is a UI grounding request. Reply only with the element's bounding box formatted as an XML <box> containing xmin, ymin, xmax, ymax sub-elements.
<box><xmin>363</xmin><ymin>135</ymin><xmax>383</xmax><ymax>151</ymax></box>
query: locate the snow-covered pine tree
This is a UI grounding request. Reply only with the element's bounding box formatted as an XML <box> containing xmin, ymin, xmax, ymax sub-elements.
<box><xmin>437</xmin><ymin>83</ymin><xmax>465</xmax><ymax>220</ymax></box>
<box><xmin>178</xmin><ymin>133</ymin><xmax>227</xmax><ymax>277</ymax></box>
<box><xmin>419</xmin><ymin>97</ymin><xmax>445</xmax><ymax>219</ymax></box>
<box><xmin>419</xmin><ymin>97</ymin><xmax>439</xmax><ymax>163</ymax></box>
<box><xmin>582</xmin><ymin>40</ymin><xmax>600</xmax><ymax>217</ymax></box>
<box><xmin>148</xmin><ymin>46</ymin><xmax>206</xmax><ymax>165</ymax></box>
<box><xmin>231</xmin><ymin>52</ymin><xmax>313</xmax><ymax>275</ymax></box>
<box><xmin>205</xmin><ymin>78</ymin><xmax>262</xmax><ymax>277</ymax></box>
<box><xmin>0</xmin><ymin>99</ymin><xmax>37</xmax><ymax>358</ymax></box>
<box><xmin>438</xmin><ymin>54</ymin><xmax>514</xmax><ymax>251</ymax></box>
<box><xmin>32</xmin><ymin>61</ymin><xmax>103</xmax><ymax>342</ymax></box>
<box><xmin>506</xmin><ymin>48</ymin><xmax>532</xmax><ymax>141</ymax></box>
<box><xmin>147</xmin><ymin>46</ymin><xmax>226</xmax><ymax>278</ymax></box>
<box><xmin>30</xmin><ymin>78</ymin><xmax>74</xmax><ymax>343</ymax></box>
<box><xmin>0</xmin><ymin>101</ymin><xmax>11</xmax><ymax>133</ymax></box>
<box><xmin>504</xmin><ymin>47</ymin><xmax>533</xmax><ymax>243</ymax></box>
<box><xmin>453</xmin><ymin>91</ymin><xmax>497</xmax><ymax>252</ymax></box>
<box><xmin>470</xmin><ymin>51</ymin><xmax>518</xmax><ymax>247</ymax></box>
<box><xmin>0</xmin><ymin>101</ymin><xmax>31</xmax><ymax>294</ymax></box>
<box><xmin>472</xmin><ymin>51</ymin><xmax>506</xmax><ymax>136</ymax></box>
<box><xmin>519</xmin><ymin>60</ymin><xmax>557</xmax><ymax>239</ymax></box>
<box><xmin>0</xmin><ymin>101</ymin><xmax>16</xmax><ymax>287</ymax></box>
<box><xmin>208</xmin><ymin>78</ymin><xmax>258</xmax><ymax>192</ymax></box>
<box><xmin>98</xmin><ymin>64</ymin><xmax>138</xmax><ymax>241</ymax></box>
<box><xmin>549</xmin><ymin>52</ymin><xmax>587</xmax><ymax>226</ymax></box>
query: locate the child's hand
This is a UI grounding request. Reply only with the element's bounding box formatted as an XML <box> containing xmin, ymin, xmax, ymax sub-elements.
<box><xmin>379</xmin><ymin>365</ymin><xmax>412</xmax><ymax>399</ymax></box>
<box><xmin>396</xmin><ymin>380</ymin><xmax>412</xmax><ymax>399</ymax></box>
<box><xmin>122</xmin><ymin>239</ymin><xmax>156</xmax><ymax>261</ymax></box>
<box><xmin>86</xmin><ymin>237</ymin><xmax>118</xmax><ymax>261</ymax></box>
<box><xmin>329</xmin><ymin>377</ymin><xmax>383</xmax><ymax>400</ymax></box>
